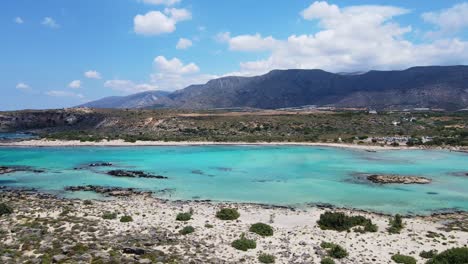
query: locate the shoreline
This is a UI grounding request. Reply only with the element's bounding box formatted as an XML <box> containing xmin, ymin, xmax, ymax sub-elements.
<box><xmin>1</xmin><ymin>188</ymin><xmax>467</xmax><ymax>263</ymax></box>
<box><xmin>1</xmin><ymin>138</ymin><xmax>464</xmax><ymax>151</ymax></box>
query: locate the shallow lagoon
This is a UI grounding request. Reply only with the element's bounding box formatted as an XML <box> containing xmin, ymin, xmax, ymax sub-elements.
<box><xmin>0</xmin><ymin>146</ymin><xmax>467</xmax><ymax>215</ymax></box>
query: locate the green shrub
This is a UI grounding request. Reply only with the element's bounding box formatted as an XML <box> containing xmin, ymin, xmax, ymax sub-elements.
<box><xmin>258</xmin><ymin>253</ymin><xmax>275</xmax><ymax>263</ymax></box>
<box><xmin>179</xmin><ymin>226</ymin><xmax>195</xmax><ymax>235</ymax></box>
<box><xmin>216</xmin><ymin>208</ymin><xmax>240</xmax><ymax>220</ymax></box>
<box><xmin>317</xmin><ymin>212</ymin><xmax>376</xmax><ymax>232</ymax></box>
<box><xmin>420</xmin><ymin>250</ymin><xmax>437</xmax><ymax>259</ymax></box>
<box><xmin>249</xmin><ymin>223</ymin><xmax>274</xmax><ymax>237</ymax></box>
<box><xmin>0</xmin><ymin>203</ymin><xmax>13</xmax><ymax>216</ymax></box>
<box><xmin>205</xmin><ymin>223</ymin><xmax>214</xmax><ymax>228</ymax></box>
<box><xmin>328</xmin><ymin>245</ymin><xmax>348</xmax><ymax>259</ymax></box>
<box><xmin>321</xmin><ymin>258</ymin><xmax>335</xmax><ymax>264</ymax></box>
<box><xmin>426</xmin><ymin>247</ymin><xmax>468</xmax><ymax>264</ymax></box>
<box><xmin>388</xmin><ymin>214</ymin><xmax>404</xmax><ymax>234</ymax></box>
<box><xmin>176</xmin><ymin>212</ymin><xmax>192</xmax><ymax>221</ymax></box>
<box><xmin>120</xmin><ymin>215</ymin><xmax>133</xmax><ymax>222</ymax></box>
<box><xmin>231</xmin><ymin>233</ymin><xmax>256</xmax><ymax>251</ymax></box>
<box><xmin>391</xmin><ymin>254</ymin><xmax>416</xmax><ymax>264</ymax></box>
<box><xmin>102</xmin><ymin>212</ymin><xmax>117</xmax><ymax>220</ymax></box>
<box><xmin>320</xmin><ymin>241</ymin><xmax>336</xmax><ymax>249</ymax></box>
<box><xmin>83</xmin><ymin>200</ymin><xmax>93</xmax><ymax>205</ymax></box>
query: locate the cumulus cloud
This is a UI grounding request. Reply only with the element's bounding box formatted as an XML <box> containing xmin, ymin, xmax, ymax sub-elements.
<box><xmin>46</xmin><ymin>90</ymin><xmax>84</xmax><ymax>98</ymax></box>
<box><xmin>218</xmin><ymin>1</ymin><xmax>468</xmax><ymax>75</ymax></box>
<box><xmin>134</xmin><ymin>8</ymin><xmax>191</xmax><ymax>35</ymax></box>
<box><xmin>16</xmin><ymin>82</ymin><xmax>30</xmax><ymax>90</ymax></box>
<box><xmin>176</xmin><ymin>38</ymin><xmax>193</xmax><ymax>49</ymax></box>
<box><xmin>140</xmin><ymin>0</ymin><xmax>180</xmax><ymax>6</ymax></box>
<box><xmin>84</xmin><ymin>70</ymin><xmax>102</xmax><ymax>79</ymax></box>
<box><xmin>14</xmin><ymin>17</ymin><xmax>24</xmax><ymax>24</ymax></box>
<box><xmin>150</xmin><ymin>56</ymin><xmax>215</xmax><ymax>90</ymax></box>
<box><xmin>422</xmin><ymin>3</ymin><xmax>468</xmax><ymax>37</ymax></box>
<box><xmin>104</xmin><ymin>80</ymin><xmax>158</xmax><ymax>93</ymax></box>
<box><xmin>68</xmin><ymin>80</ymin><xmax>81</xmax><ymax>89</ymax></box>
<box><xmin>42</xmin><ymin>17</ymin><xmax>59</xmax><ymax>28</ymax></box>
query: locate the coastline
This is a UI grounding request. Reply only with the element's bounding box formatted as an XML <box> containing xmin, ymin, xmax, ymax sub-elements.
<box><xmin>1</xmin><ymin>138</ymin><xmax>463</xmax><ymax>151</ymax></box>
<box><xmin>1</xmin><ymin>188</ymin><xmax>467</xmax><ymax>263</ymax></box>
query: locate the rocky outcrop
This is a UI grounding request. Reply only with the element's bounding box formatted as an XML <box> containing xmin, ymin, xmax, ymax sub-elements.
<box><xmin>0</xmin><ymin>166</ymin><xmax>44</xmax><ymax>175</ymax></box>
<box><xmin>367</xmin><ymin>174</ymin><xmax>432</xmax><ymax>184</ymax></box>
<box><xmin>64</xmin><ymin>185</ymin><xmax>153</xmax><ymax>197</ymax></box>
<box><xmin>89</xmin><ymin>162</ymin><xmax>113</xmax><ymax>167</ymax></box>
<box><xmin>106</xmin><ymin>170</ymin><xmax>168</xmax><ymax>179</ymax></box>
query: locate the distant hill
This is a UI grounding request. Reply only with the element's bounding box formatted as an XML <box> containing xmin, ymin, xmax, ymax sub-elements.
<box><xmin>80</xmin><ymin>66</ymin><xmax>468</xmax><ymax>110</ymax></box>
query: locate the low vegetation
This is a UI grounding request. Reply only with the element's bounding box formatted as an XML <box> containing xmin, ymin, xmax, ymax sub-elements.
<box><xmin>249</xmin><ymin>223</ymin><xmax>274</xmax><ymax>237</ymax></box>
<box><xmin>420</xmin><ymin>250</ymin><xmax>438</xmax><ymax>259</ymax></box>
<box><xmin>231</xmin><ymin>233</ymin><xmax>256</xmax><ymax>251</ymax></box>
<box><xmin>320</xmin><ymin>257</ymin><xmax>335</xmax><ymax>264</ymax></box>
<box><xmin>0</xmin><ymin>203</ymin><xmax>13</xmax><ymax>216</ymax></box>
<box><xmin>258</xmin><ymin>253</ymin><xmax>275</xmax><ymax>263</ymax></box>
<box><xmin>391</xmin><ymin>254</ymin><xmax>416</xmax><ymax>264</ymax></box>
<box><xmin>425</xmin><ymin>247</ymin><xmax>468</xmax><ymax>264</ymax></box>
<box><xmin>176</xmin><ymin>212</ymin><xmax>192</xmax><ymax>221</ymax></box>
<box><xmin>216</xmin><ymin>208</ymin><xmax>240</xmax><ymax>220</ymax></box>
<box><xmin>179</xmin><ymin>226</ymin><xmax>195</xmax><ymax>235</ymax></box>
<box><xmin>119</xmin><ymin>215</ymin><xmax>133</xmax><ymax>222</ymax></box>
<box><xmin>102</xmin><ymin>212</ymin><xmax>117</xmax><ymax>220</ymax></box>
<box><xmin>388</xmin><ymin>214</ymin><xmax>404</xmax><ymax>234</ymax></box>
<box><xmin>317</xmin><ymin>212</ymin><xmax>377</xmax><ymax>232</ymax></box>
<box><xmin>320</xmin><ymin>242</ymin><xmax>348</xmax><ymax>259</ymax></box>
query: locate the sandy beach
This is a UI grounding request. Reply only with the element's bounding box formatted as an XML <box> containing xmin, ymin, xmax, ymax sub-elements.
<box><xmin>0</xmin><ymin>189</ymin><xmax>467</xmax><ymax>263</ymax></box>
<box><xmin>0</xmin><ymin>138</ymin><xmax>456</xmax><ymax>151</ymax></box>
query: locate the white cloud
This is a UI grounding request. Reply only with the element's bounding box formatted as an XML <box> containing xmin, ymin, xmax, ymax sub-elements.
<box><xmin>218</xmin><ymin>1</ymin><xmax>468</xmax><ymax>75</ymax></box>
<box><xmin>84</xmin><ymin>70</ymin><xmax>102</xmax><ymax>79</ymax></box>
<box><xmin>42</xmin><ymin>17</ymin><xmax>59</xmax><ymax>28</ymax></box>
<box><xmin>150</xmin><ymin>56</ymin><xmax>215</xmax><ymax>90</ymax></box>
<box><xmin>46</xmin><ymin>90</ymin><xmax>84</xmax><ymax>98</ymax></box>
<box><xmin>14</xmin><ymin>17</ymin><xmax>24</xmax><ymax>24</ymax></box>
<box><xmin>422</xmin><ymin>3</ymin><xmax>468</xmax><ymax>37</ymax></box>
<box><xmin>133</xmin><ymin>8</ymin><xmax>191</xmax><ymax>35</ymax></box>
<box><xmin>104</xmin><ymin>80</ymin><xmax>158</xmax><ymax>93</ymax></box>
<box><xmin>223</xmin><ymin>33</ymin><xmax>279</xmax><ymax>51</ymax></box>
<box><xmin>68</xmin><ymin>80</ymin><xmax>81</xmax><ymax>89</ymax></box>
<box><xmin>16</xmin><ymin>82</ymin><xmax>30</xmax><ymax>90</ymax></box>
<box><xmin>176</xmin><ymin>38</ymin><xmax>193</xmax><ymax>49</ymax></box>
<box><xmin>140</xmin><ymin>0</ymin><xmax>181</xmax><ymax>6</ymax></box>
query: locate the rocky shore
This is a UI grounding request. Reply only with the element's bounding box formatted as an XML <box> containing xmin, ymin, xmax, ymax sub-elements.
<box><xmin>0</xmin><ymin>189</ymin><xmax>467</xmax><ymax>264</ymax></box>
<box><xmin>367</xmin><ymin>174</ymin><xmax>432</xmax><ymax>184</ymax></box>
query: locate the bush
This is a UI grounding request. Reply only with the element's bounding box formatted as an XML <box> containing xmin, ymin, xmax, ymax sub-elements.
<box><xmin>216</xmin><ymin>208</ymin><xmax>240</xmax><ymax>220</ymax></box>
<box><xmin>391</xmin><ymin>254</ymin><xmax>416</xmax><ymax>264</ymax></box>
<box><xmin>179</xmin><ymin>226</ymin><xmax>195</xmax><ymax>235</ymax></box>
<box><xmin>102</xmin><ymin>212</ymin><xmax>117</xmax><ymax>220</ymax></box>
<box><xmin>328</xmin><ymin>245</ymin><xmax>348</xmax><ymax>259</ymax></box>
<box><xmin>317</xmin><ymin>212</ymin><xmax>376</xmax><ymax>232</ymax></box>
<box><xmin>258</xmin><ymin>253</ymin><xmax>275</xmax><ymax>263</ymax></box>
<box><xmin>420</xmin><ymin>250</ymin><xmax>437</xmax><ymax>259</ymax></box>
<box><xmin>231</xmin><ymin>234</ymin><xmax>256</xmax><ymax>251</ymax></box>
<box><xmin>176</xmin><ymin>212</ymin><xmax>192</xmax><ymax>221</ymax></box>
<box><xmin>320</xmin><ymin>241</ymin><xmax>336</xmax><ymax>249</ymax></box>
<box><xmin>83</xmin><ymin>200</ymin><xmax>92</xmax><ymax>205</ymax></box>
<box><xmin>0</xmin><ymin>203</ymin><xmax>13</xmax><ymax>216</ymax></box>
<box><xmin>120</xmin><ymin>215</ymin><xmax>133</xmax><ymax>222</ymax></box>
<box><xmin>426</xmin><ymin>247</ymin><xmax>468</xmax><ymax>264</ymax></box>
<box><xmin>321</xmin><ymin>258</ymin><xmax>335</xmax><ymax>264</ymax></box>
<box><xmin>388</xmin><ymin>214</ymin><xmax>404</xmax><ymax>234</ymax></box>
<box><xmin>249</xmin><ymin>223</ymin><xmax>274</xmax><ymax>237</ymax></box>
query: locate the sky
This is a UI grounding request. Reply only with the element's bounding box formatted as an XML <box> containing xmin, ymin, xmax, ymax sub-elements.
<box><xmin>2</xmin><ymin>0</ymin><xmax>468</xmax><ymax>110</ymax></box>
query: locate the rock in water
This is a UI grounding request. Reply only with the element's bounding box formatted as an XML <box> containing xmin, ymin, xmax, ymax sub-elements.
<box><xmin>106</xmin><ymin>170</ymin><xmax>167</xmax><ymax>179</ymax></box>
<box><xmin>367</xmin><ymin>174</ymin><xmax>431</xmax><ymax>184</ymax></box>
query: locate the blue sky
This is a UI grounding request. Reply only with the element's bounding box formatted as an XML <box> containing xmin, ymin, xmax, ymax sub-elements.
<box><xmin>2</xmin><ymin>0</ymin><xmax>468</xmax><ymax>110</ymax></box>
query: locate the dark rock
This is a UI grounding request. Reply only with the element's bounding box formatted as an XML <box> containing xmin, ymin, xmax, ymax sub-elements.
<box><xmin>89</xmin><ymin>162</ymin><xmax>113</xmax><ymax>167</ymax></box>
<box><xmin>65</xmin><ymin>185</ymin><xmax>153</xmax><ymax>197</ymax></box>
<box><xmin>107</xmin><ymin>170</ymin><xmax>168</xmax><ymax>179</ymax></box>
<box><xmin>122</xmin><ymin>248</ymin><xmax>145</xmax><ymax>255</ymax></box>
<box><xmin>367</xmin><ymin>174</ymin><xmax>431</xmax><ymax>184</ymax></box>
<box><xmin>0</xmin><ymin>166</ymin><xmax>44</xmax><ymax>175</ymax></box>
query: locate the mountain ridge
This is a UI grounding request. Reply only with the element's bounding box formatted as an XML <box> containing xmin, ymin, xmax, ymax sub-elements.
<box><xmin>79</xmin><ymin>66</ymin><xmax>468</xmax><ymax>110</ymax></box>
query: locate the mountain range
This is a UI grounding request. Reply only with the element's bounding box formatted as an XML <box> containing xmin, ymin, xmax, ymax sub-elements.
<box><xmin>80</xmin><ymin>66</ymin><xmax>468</xmax><ymax>111</ymax></box>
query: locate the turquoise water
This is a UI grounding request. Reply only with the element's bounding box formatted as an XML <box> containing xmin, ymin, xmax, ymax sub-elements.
<box><xmin>0</xmin><ymin>132</ymin><xmax>36</xmax><ymax>140</ymax></box>
<box><xmin>0</xmin><ymin>146</ymin><xmax>467</xmax><ymax>215</ymax></box>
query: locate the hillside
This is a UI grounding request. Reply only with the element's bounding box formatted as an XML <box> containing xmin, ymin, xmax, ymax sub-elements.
<box><xmin>80</xmin><ymin>66</ymin><xmax>468</xmax><ymax>110</ymax></box>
